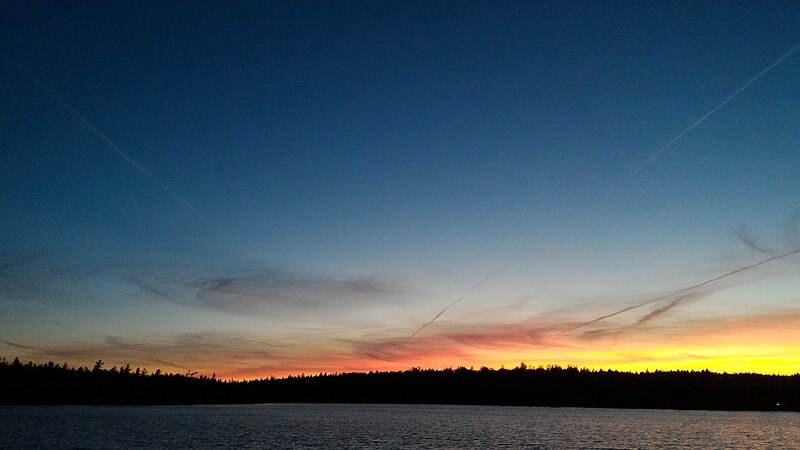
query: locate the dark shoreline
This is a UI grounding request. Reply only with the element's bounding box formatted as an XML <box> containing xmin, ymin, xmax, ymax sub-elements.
<box><xmin>3</xmin><ymin>358</ymin><xmax>799</xmax><ymax>411</ymax></box>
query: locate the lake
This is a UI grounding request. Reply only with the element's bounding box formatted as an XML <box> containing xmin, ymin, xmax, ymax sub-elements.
<box><xmin>2</xmin><ymin>403</ymin><xmax>798</xmax><ymax>449</ymax></box>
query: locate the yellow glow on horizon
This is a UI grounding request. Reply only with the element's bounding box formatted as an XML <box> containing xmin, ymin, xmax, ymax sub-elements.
<box><xmin>10</xmin><ymin>311</ymin><xmax>800</xmax><ymax>380</ymax></box>
<box><xmin>469</xmin><ymin>342</ymin><xmax>800</xmax><ymax>377</ymax></box>
<box><xmin>230</xmin><ymin>340</ymin><xmax>800</xmax><ymax>380</ymax></box>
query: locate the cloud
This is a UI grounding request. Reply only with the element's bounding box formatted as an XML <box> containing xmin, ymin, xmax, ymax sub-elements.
<box><xmin>104</xmin><ymin>262</ymin><xmax>406</xmax><ymax>318</ymax></box>
<box><xmin>355</xmin><ymin>318</ymin><xmax>571</xmax><ymax>367</ymax></box>
<box><xmin>0</xmin><ymin>249</ymin><xmax>406</xmax><ymax>321</ymax></box>
<box><xmin>4</xmin><ymin>239</ymin><xmax>799</xmax><ymax>378</ymax></box>
<box><xmin>0</xmin><ymin>251</ymin><xmax>102</xmax><ymax>304</ymax></box>
<box><xmin>1</xmin><ymin>340</ymin><xmax>42</xmax><ymax>351</ymax></box>
<box><xmin>628</xmin><ymin>291</ymin><xmax>704</xmax><ymax>327</ymax></box>
<box><xmin>4</xmin><ymin>306</ymin><xmax>800</xmax><ymax>378</ymax></box>
<box><xmin>735</xmin><ymin>225</ymin><xmax>774</xmax><ymax>255</ymax></box>
<box><xmin>187</xmin><ymin>270</ymin><xmax>404</xmax><ymax>316</ymax></box>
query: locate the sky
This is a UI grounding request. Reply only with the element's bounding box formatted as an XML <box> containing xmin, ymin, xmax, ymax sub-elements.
<box><xmin>2</xmin><ymin>1</ymin><xmax>800</xmax><ymax>379</ymax></box>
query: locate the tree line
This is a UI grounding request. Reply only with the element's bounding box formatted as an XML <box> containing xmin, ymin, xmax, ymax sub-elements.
<box><xmin>2</xmin><ymin>357</ymin><xmax>799</xmax><ymax>410</ymax></box>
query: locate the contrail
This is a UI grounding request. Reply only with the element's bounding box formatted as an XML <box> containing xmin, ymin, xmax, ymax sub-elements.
<box><xmin>404</xmin><ymin>267</ymin><xmax>503</xmax><ymax>344</ymax></box>
<box><xmin>15</xmin><ymin>66</ymin><xmax>313</xmax><ymax>302</ymax></box>
<box><xmin>605</xmin><ymin>289</ymin><xmax>715</xmax><ymax>341</ymax></box>
<box><xmin>276</xmin><ymin>278</ymin><xmax>306</xmax><ymax>304</ymax></box>
<box><xmin>238</xmin><ymin>338</ymin><xmax>288</xmax><ymax>348</ymax></box>
<box><xmin>8</xmin><ymin>60</ymin><xmax>322</xmax><ymax>306</ymax></box>
<box><xmin>634</xmin><ymin>43</ymin><xmax>800</xmax><ymax>174</ymax></box>
<box><xmin>17</xmin><ymin>67</ymin><xmax>214</xmax><ymax>228</ymax></box>
<box><xmin>464</xmin><ymin>267</ymin><xmax>505</xmax><ymax>293</ymax></box>
<box><xmin>564</xmin><ymin>247</ymin><xmax>800</xmax><ymax>333</ymax></box>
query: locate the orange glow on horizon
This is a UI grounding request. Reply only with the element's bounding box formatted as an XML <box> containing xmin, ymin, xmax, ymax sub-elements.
<box><xmin>213</xmin><ymin>311</ymin><xmax>800</xmax><ymax>379</ymax></box>
<box><xmin>6</xmin><ymin>310</ymin><xmax>800</xmax><ymax>380</ymax></box>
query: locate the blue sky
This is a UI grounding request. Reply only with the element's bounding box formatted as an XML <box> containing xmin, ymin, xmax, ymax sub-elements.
<box><xmin>2</xmin><ymin>1</ymin><xmax>800</xmax><ymax>377</ymax></box>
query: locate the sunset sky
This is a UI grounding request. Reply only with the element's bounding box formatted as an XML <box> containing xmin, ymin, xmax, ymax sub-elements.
<box><xmin>2</xmin><ymin>1</ymin><xmax>800</xmax><ymax>379</ymax></box>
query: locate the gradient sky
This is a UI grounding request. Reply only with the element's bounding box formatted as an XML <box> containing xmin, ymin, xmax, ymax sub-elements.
<box><xmin>2</xmin><ymin>1</ymin><xmax>800</xmax><ymax>379</ymax></box>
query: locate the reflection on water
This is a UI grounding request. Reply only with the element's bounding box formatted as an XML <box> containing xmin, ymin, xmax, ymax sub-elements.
<box><xmin>2</xmin><ymin>403</ymin><xmax>799</xmax><ymax>449</ymax></box>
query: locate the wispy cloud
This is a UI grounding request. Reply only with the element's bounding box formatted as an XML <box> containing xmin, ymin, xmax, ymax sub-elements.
<box><xmin>3</xmin><ymin>241</ymin><xmax>799</xmax><ymax>378</ymax></box>
<box><xmin>735</xmin><ymin>225</ymin><xmax>774</xmax><ymax>255</ymax></box>
<box><xmin>0</xmin><ymin>251</ymin><xmax>104</xmax><ymax>304</ymax></box>
<box><xmin>628</xmin><ymin>291</ymin><xmax>703</xmax><ymax>328</ymax></box>
<box><xmin>0</xmin><ymin>249</ymin><xmax>405</xmax><ymax>320</ymax></box>
<box><xmin>5</xmin><ymin>306</ymin><xmax>800</xmax><ymax>378</ymax></box>
<box><xmin>1</xmin><ymin>340</ymin><xmax>41</xmax><ymax>351</ymax></box>
<box><xmin>188</xmin><ymin>270</ymin><xmax>404</xmax><ymax>316</ymax></box>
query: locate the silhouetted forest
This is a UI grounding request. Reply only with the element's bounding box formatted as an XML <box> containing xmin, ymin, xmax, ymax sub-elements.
<box><xmin>2</xmin><ymin>357</ymin><xmax>799</xmax><ymax>410</ymax></box>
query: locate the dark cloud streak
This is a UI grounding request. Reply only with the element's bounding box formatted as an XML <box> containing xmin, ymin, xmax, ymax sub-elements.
<box><xmin>190</xmin><ymin>271</ymin><xmax>402</xmax><ymax>316</ymax></box>
<box><xmin>735</xmin><ymin>226</ymin><xmax>773</xmax><ymax>255</ymax></box>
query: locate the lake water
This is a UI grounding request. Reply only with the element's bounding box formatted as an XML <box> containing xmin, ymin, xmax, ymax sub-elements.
<box><xmin>2</xmin><ymin>403</ymin><xmax>798</xmax><ymax>449</ymax></box>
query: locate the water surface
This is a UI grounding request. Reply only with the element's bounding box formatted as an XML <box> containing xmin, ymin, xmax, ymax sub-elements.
<box><xmin>2</xmin><ymin>403</ymin><xmax>798</xmax><ymax>449</ymax></box>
